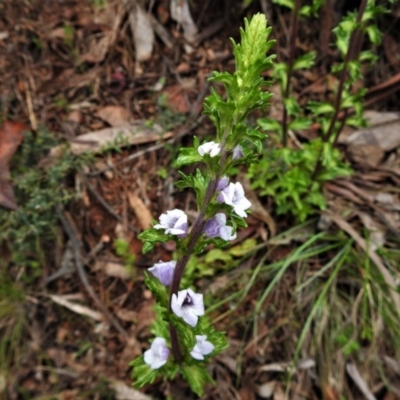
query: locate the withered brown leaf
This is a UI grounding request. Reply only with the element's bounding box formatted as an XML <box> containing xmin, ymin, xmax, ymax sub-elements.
<box><xmin>0</xmin><ymin>121</ymin><xmax>27</xmax><ymax>210</ymax></box>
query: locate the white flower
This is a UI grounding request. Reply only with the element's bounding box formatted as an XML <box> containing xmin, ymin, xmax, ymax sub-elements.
<box><xmin>154</xmin><ymin>209</ymin><xmax>188</xmax><ymax>238</ymax></box>
<box><xmin>171</xmin><ymin>288</ymin><xmax>204</xmax><ymax>327</ymax></box>
<box><xmin>203</xmin><ymin>213</ymin><xmax>236</xmax><ymax>241</ymax></box>
<box><xmin>198</xmin><ymin>141</ymin><xmax>221</xmax><ymax>157</ymax></box>
<box><xmin>190</xmin><ymin>335</ymin><xmax>215</xmax><ymax>360</ymax></box>
<box><xmin>218</xmin><ymin>182</ymin><xmax>251</xmax><ymax>218</ymax></box>
<box><xmin>144</xmin><ymin>337</ymin><xmax>170</xmax><ymax>369</ymax></box>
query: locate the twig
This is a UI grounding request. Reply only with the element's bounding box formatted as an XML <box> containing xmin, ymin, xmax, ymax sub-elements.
<box><xmin>81</xmin><ymin>173</ymin><xmax>140</xmax><ymax>234</ymax></box>
<box><xmin>44</xmin><ymin>235</ymin><xmax>110</xmax><ymax>286</ymax></box>
<box><xmin>193</xmin><ymin>18</ymin><xmax>225</xmax><ymax>45</ymax></box>
<box><xmin>190</xmin><ymin>81</ymin><xmax>210</xmax><ymax>117</ymax></box>
<box><xmin>25</xmin><ymin>78</ymin><xmax>37</xmax><ymax>131</ymax></box>
<box><xmin>86</xmin><ymin>119</ymin><xmax>203</xmax><ymax>177</ymax></box>
<box><xmin>311</xmin><ymin>0</ymin><xmax>368</xmax><ymax>181</ymax></box>
<box><xmin>281</xmin><ymin>0</ymin><xmax>301</xmax><ymax>147</ymax></box>
<box><xmin>57</xmin><ymin>208</ymin><xmax>129</xmax><ymax>340</ymax></box>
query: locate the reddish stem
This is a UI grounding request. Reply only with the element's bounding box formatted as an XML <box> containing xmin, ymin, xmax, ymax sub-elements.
<box><xmin>282</xmin><ymin>0</ymin><xmax>301</xmax><ymax>147</ymax></box>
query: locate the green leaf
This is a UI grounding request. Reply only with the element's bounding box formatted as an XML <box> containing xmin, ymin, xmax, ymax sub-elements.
<box><xmin>307</xmin><ymin>101</ymin><xmax>335</xmax><ymax>115</ymax></box>
<box><xmin>359</xmin><ymin>50</ymin><xmax>378</xmax><ymax>63</ymax></box>
<box><xmin>229</xmin><ymin>238</ymin><xmax>257</xmax><ymax>257</ymax></box>
<box><xmin>139</xmin><ymin>228</ymin><xmax>168</xmax><ymax>242</ymax></box>
<box><xmin>130</xmin><ymin>359</ymin><xmax>159</xmax><ymax>388</ymax></box>
<box><xmin>139</xmin><ymin>228</ymin><xmax>171</xmax><ymax>254</ymax></box>
<box><xmin>366</xmin><ymin>24</ymin><xmax>382</xmax><ymax>45</ymax></box>
<box><xmin>205</xmin><ymin>248</ymin><xmax>233</xmax><ymax>263</ymax></box>
<box><xmin>181</xmin><ymin>364</ymin><xmax>214</xmax><ymax>397</ymax></box>
<box><xmin>175</xmin><ymin>169</ymin><xmax>209</xmax><ymax>208</ymax></box>
<box><xmin>340</xmin><ymin>93</ymin><xmax>355</xmax><ymax>109</ymax></box>
<box><xmin>300</xmin><ymin>0</ymin><xmax>324</xmax><ymax>17</ymax></box>
<box><xmin>288</xmin><ymin>117</ymin><xmax>312</xmax><ymax>131</ymax></box>
<box><xmin>174</xmin><ymin>147</ymin><xmax>202</xmax><ymax>167</ymax></box>
<box><xmin>142</xmin><ymin>242</ymin><xmax>155</xmax><ymax>254</ymax></box>
<box><xmin>273</xmin><ymin>62</ymin><xmax>288</xmax><ymax>91</ymax></box>
<box><xmin>169</xmin><ymin>313</ymin><xmax>197</xmax><ymax>351</ymax></box>
<box><xmin>271</xmin><ymin>0</ymin><xmax>294</xmax><ymax>9</ymax></box>
<box><xmin>257</xmin><ymin>117</ymin><xmax>282</xmax><ymax>133</ymax></box>
<box><xmin>284</xmin><ymin>97</ymin><xmax>301</xmax><ymax>117</ymax></box>
<box><xmin>293</xmin><ymin>51</ymin><xmax>316</xmax><ymax>70</ymax></box>
<box><xmin>144</xmin><ymin>271</ymin><xmax>168</xmax><ymax>306</ymax></box>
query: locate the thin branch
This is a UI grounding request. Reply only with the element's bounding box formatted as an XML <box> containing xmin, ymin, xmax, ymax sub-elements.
<box><xmin>86</xmin><ymin>119</ymin><xmax>203</xmax><ymax>177</ymax></box>
<box><xmin>281</xmin><ymin>0</ymin><xmax>301</xmax><ymax>147</ymax></box>
<box><xmin>81</xmin><ymin>173</ymin><xmax>139</xmax><ymax>234</ymax></box>
<box><xmin>311</xmin><ymin>0</ymin><xmax>368</xmax><ymax>181</ymax></box>
<box><xmin>57</xmin><ymin>207</ymin><xmax>129</xmax><ymax>340</ymax></box>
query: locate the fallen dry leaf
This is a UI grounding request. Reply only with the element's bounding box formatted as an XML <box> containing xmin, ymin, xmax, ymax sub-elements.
<box><xmin>346</xmin><ymin>363</ymin><xmax>377</xmax><ymax>400</ymax></box>
<box><xmin>128</xmin><ymin>192</ymin><xmax>153</xmax><ymax>230</ymax></box>
<box><xmin>116</xmin><ymin>308</ymin><xmax>137</xmax><ymax>322</ymax></box>
<box><xmin>50</xmin><ymin>121</ymin><xmax>172</xmax><ymax>156</ymax></box>
<box><xmin>238</xmin><ymin>386</ymin><xmax>256</xmax><ymax>400</ymax></box>
<box><xmin>257</xmin><ymin>381</ymin><xmax>277</xmax><ymax>399</ymax></box>
<box><xmin>0</xmin><ymin>121</ymin><xmax>27</xmax><ymax>210</ymax></box>
<box><xmin>345</xmin><ymin>111</ymin><xmax>400</xmax><ymax>167</ymax></box>
<box><xmin>96</xmin><ymin>105</ymin><xmax>131</xmax><ymax>127</ymax></box>
<box><xmin>110</xmin><ymin>379</ymin><xmax>151</xmax><ymax>400</ymax></box>
<box><xmin>129</xmin><ymin>4</ymin><xmax>155</xmax><ymax>62</ymax></box>
<box><xmin>93</xmin><ymin>260</ymin><xmax>131</xmax><ymax>280</ymax></box>
<box><xmin>162</xmin><ymin>85</ymin><xmax>190</xmax><ymax>113</ymax></box>
<box><xmin>170</xmin><ymin>0</ymin><xmax>198</xmax><ymax>43</ymax></box>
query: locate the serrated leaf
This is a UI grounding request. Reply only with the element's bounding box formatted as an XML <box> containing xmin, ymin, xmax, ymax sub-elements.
<box><xmin>142</xmin><ymin>242</ymin><xmax>155</xmax><ymax>254</ymax></box>
<box><xmin>366</xmin><ymin>24</ymin><xmax>382</xmax><ymax>45</ymax></box>
<box><xmin>307</xmin><ymin>101</ymin><xmax>335</xmax><ymax>115</ymax></box>
<box><xmin>272</xmin><ymin>0</ymin><xmax>294</xmax><ymax>9</ymax></box>
<box><xmin>144</xmin><ymin>271</ymin><xmax>168</xmax><ymax>305</ymax></box>
<box><xmin>229</xmin><ymin>238</ymin><xmax>257</xmax><ymax>257</ymax></box>
<box><xmin>170</xmin><ymin>313</ymin><xmax>197</xmax><ymax>350</ymax></box>
<box><xmin>359</xmin><ymin>50</ymin><xmax>377</xmax><ymax>63</ymax></box>
<box><xmin>139</xmin><ymin>228</ymin><xmax>171</xmax><ymax>254</ymax></box>
<box><xmin>204</xmin><ymin>248</ymin><xmax>233</xmax><ymax>263</ymax></box>
<box><xmin>253</xmin><ymin>140</ymin><xmax>263</xmax><ymax>154</ymax></box>
<box><xmin>175</xmin><ymin>147</ymin><xmax>202</xmax><ymax>167</ymax></box>
<box><xmin>293</xmin><ymin>51</ymin><xmax>316</xmax><ymax>70</ymax></box>
<box><xmin>258</xmin><ymin>117</ymin><xmax>281</xmax><ymax>133</ymax></box>
<box><xmin>247</xmin><ymin>127</ymin><xmax>267</xmax><ymax>141</ymax></box>
<box><xmin>139</xmin><ymin>228</ymin><xmax>170</xmax><ymax>243</ymax></box>
<box><xmin>181</xmin><ymin>364</ymin><xmax>214</xmax><ymax>397</ymax></box>
<box><xmin>288</xmin><ymin>117</ymin><xmax>312</xmax><ymax>131</ymax></box>
<box><xmin>131</xmin><ymin>361</ymin><xmax>159</xmax><ymax>388</ymax></box>
<box><xmin>284</xmin><ymin>97</ymin><xmax>301</xmax><ymax>117</ymax></box>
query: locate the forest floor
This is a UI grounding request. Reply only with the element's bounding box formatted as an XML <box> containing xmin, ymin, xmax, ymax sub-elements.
<box><xmin>1</xmin><ymin>1</ymin><xmax>400</xmax><ymax>399</ymax></box>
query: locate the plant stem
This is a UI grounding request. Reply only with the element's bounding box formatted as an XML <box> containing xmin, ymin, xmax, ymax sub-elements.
<box><xmin>281</xmin><ymin>0</ymin><xmax>301</xmax><ymax>147</ymax></box>
<box><xmin>167</xmin><ymin>130</ymin><xmax>232</xmax><ymax>362</ymax></box>
<box><xmin>311</xmin><ymin>0</ymin><xmax>367</xmax><ymax>181</ymax></box>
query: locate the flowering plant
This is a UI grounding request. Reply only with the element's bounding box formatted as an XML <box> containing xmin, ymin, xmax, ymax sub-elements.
<box><xmin>130</xmin><ymin>14</ymin><xmax>276</xmax><ymax>396</ymax></box>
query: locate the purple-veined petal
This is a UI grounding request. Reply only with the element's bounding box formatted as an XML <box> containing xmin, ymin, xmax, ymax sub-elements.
<box><xmin>148</xmin><ymin>260</ymin><xmax>176</xmax><ymax>286</ymax></box>
<box><xmin>154</xmin><ymin>209</ymin><xmax>188</xmax><ymax>237</ymax></box>
<box><xmin>233</xmin><ymin>145</ymin><xmax>244</xmax><ymax>160</ymax></box>
<box><xmin>171</xmin><ymin>288</ymin><xmax>204</xmax><ymax>327</ymax></box>
<box><xmin>144</xmin><ymin>337</ymin><xmax>170</xmax><ymax>369</ymax></box>
<box><xmin>190</xmin><ymin>335</ymin><xmax>214</xmax><ymax>360</ymax></box>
